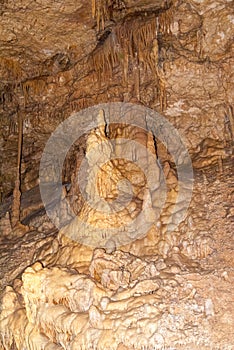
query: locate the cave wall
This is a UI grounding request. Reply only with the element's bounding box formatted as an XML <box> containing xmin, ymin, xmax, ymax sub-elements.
<box><xmin>0</xmin><ymin>1</ymin><xmax>233</xmax><ymax>349</ymax></box>
<box><xmin>0</xmin><ymin>0</ymin><xmax>233</xmax><ymax>200</ymax></box>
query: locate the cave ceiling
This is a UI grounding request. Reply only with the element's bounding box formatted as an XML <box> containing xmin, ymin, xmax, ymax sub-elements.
<box><xmin>0</xmin><ymin>0</ymin><xmax>167</xmax><ymax>78</ymax></box>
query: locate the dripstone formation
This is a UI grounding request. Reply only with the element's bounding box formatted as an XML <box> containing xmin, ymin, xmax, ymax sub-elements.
<box><xmin>0</xmin><ymin>0</ymin><xmax>233</xmax><ymax>349</ymax></box>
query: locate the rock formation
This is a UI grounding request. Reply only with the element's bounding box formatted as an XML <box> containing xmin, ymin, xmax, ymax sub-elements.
<box><xmin>0</xmin><ymin>0</ymin><xmax>233</xmax><ymax>349</ymax></box>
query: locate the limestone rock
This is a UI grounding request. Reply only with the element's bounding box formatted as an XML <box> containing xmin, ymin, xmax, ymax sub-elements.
<box><xmin>0</xmin><ymin>0</ymin><xmax>233</xmax><ymax>349</ymax></box>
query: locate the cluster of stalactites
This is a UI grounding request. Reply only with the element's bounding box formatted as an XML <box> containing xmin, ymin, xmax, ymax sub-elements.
<box><xmin>90</xmin><ymin>16</ymin><xmax>168</xmax><ymax>109</ymax></box>
<box><xmin>92</xmin><ymin>0</ymin><xmax>125</xmax><ymax>32</ymax></box>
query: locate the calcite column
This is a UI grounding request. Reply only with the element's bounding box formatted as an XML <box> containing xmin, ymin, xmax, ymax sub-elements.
<box><xmin>61</xmin><ymin>109</ymin><xmax>162</xmax><ymax>249</ymax></box>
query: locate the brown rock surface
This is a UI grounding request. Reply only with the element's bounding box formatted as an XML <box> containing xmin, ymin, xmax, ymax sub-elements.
<box><xmin>0</xmin><ymin>0</ymin><xmax>233</xmax><ymax>349</ymax></box>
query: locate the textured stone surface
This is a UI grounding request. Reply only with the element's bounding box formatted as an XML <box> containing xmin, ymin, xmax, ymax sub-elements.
<box><xmin>0</xmin><ymin>0</ymin><xmax>233</xmax><ymax>199</ymax></box>
<box><xmin>0</xmin><ymin>0</ymin><xmax>233</xmax><ymax>349</ymax></box>
<box><xmin>0</xmin><ymin>155</ymin><xmax>233</xmax><ymax>350</ymax></box>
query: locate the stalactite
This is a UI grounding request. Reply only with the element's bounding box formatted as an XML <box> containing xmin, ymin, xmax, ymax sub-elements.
<box><xmin>9</xmin><ymin>108</ymin><xmax>29</xmax><ymax>233</ymax></box>
<box><xmin>91</xmin><ymin>32</ymin><xmax>119</xmax><ymax>85</ymax></box>
<box><xmin>131</xmin><ymin>18</ymin><xmax>157</xmax><ymax>69</ymax></box>
<box><xmin>133</xmin><ymin>63</ymin><xmax>140</xmax><ymax>101</ymax></box>
<box><xmin>224</xmin><ymin>104</ymin><xmax>234</xmax><ymax>141</ymax></box>
<box><xmin>9</xmin><ymin>115</ymin><xmax>18</xmax><ymax>135</ymax></box>
<box><xmin>158</xmin><ymin>4</ymin><xmax>174</xmax><ymax>35</ymax></box>
<box><xmin>123</xmin><ymin>47</ymin><xmax>129</xmax><ymax>85</ymax></box>
<box><xmin>11</xmin><ymin>111</ymin><xmax>23</xmax><ymax>228</ymax></box>
<box><xmin>151</xmin><ymin>38</ymin><xmax>159</xmax><ymax>68</ymax></box>
<box><xmin>21</xmin><ymin>79</ymin><xmax>46</xmax><ymax>104</ymax></box>
<box><xmin>158</xmin><ymin>74</ymin><xmax>167</xmax><ymax>111</ymax></box>
<box><xmin>90</xmin><ymin>15</ymin><xmax>168</xmax><ymax>109</ymax></box>
<box><xmin>0</xmin><ymin>57</ymin><xmax>23</xmax><ymax>81</ymax></box>
<box><xmin>91</xmin><ymin>17</ymin><xmax>157</xmax><ymax>82</ymax></box>
<box><xmin>92</xmin><ymin>0</ymin><xmax>112</xmax><ymax>31</ymax></box>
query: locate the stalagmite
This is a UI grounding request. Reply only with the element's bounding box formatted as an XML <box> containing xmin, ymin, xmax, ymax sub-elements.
<box><xmin>60</xmin><ymin>109</ymin><xmax>161</xmax><ymax>248</ymax></box>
